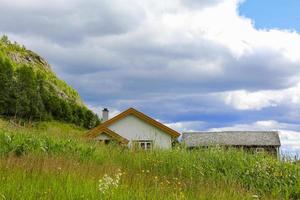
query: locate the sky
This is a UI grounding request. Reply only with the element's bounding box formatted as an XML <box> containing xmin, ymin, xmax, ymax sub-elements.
<box><xmin>240</xmin><ymin>0</ymin><xmax>300</xmax><ymax>32</ymax></box>
<box><xmin>0</xmin><ymin>0</ymin><xmax>299</xmax><ymax>156</ymax></box>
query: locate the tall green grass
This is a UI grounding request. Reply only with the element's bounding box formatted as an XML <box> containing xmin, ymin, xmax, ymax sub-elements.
<box><xmin>0</xmin><ymin>154</ymin><xmax>259</xmax><ymax>200</ymax></box>
<box><xmin>0</xmin><ymin>119</ymin><xmax>299</xmax><ymax>199</ymax></box>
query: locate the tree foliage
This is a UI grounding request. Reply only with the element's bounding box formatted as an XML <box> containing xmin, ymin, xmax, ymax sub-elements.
<box><xmin>0</xmin><ymin>46</ymin><xmax>99</xmax><ymax>129</ymax></box>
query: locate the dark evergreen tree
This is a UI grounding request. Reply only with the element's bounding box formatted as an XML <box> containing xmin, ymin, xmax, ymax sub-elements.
<box><xmin>84</xmin><ymin>110</ymin><xmax>98</xmax><ymax>129</ymax></box>
<box><xmin>14</xmin><ymin>65</ymin><xmax>34</xmax><ymax>119</ymax></box>
<box><xmin>0</xmin><ymin>55</ymin><xmax>14</xmax><ymax>115</ymax></box>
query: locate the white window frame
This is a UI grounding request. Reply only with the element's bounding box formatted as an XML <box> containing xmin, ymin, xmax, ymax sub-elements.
<box><xmin>133</xmin><ymin>140</ymin><xmax>153</xmax><ymax>150</ymax></box>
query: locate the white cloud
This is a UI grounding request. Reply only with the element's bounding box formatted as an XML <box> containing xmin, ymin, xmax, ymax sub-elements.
<box><xmin>3</xmin><ymin>0</ymin><xmax>300</xmax><ymax>93</ymax></box>
<box><xmin>224</xmin><ymin>82</ymin><xmax>300</xmax><ymax>110</ymax></box>
<box><xmin>224</xmin><ymin>90</ymin><xmax>277</xmax><ymax>110</ymax></box>
<box><xmin>166</xmin><ymin>120</ymin><xmax>207</xmax><ymax>133</ymax></box>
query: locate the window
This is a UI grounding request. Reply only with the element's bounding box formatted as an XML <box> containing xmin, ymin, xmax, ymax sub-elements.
<box><xmin>99</xmin><ymin>139</ymin><xmax>111</xmax><ymax>145</ymax></box>
<box><xmin>133</xmin><ymin>140</ymin><xmax>153</xmax><ymax>150</ymax></box>
<box><xmin>255</xmin><ymin>147</ymin><xmax>264</xmax><ymax>153</ymax></box>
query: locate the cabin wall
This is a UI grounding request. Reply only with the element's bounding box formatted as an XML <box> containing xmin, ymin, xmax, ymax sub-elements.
<box><xmin>95</xmin><ymin>133</ymin><xmax>112</xmax><ymax>140</ymax></box>
<box><xmin>189</xmin><ymin>145</ymin><xmax>279</xmax><ymax>157</ymax></box>
<box><xmin>237</xmin><ymin>145</ymin><xmax>278</xmax><ymax>155</ymax></box>
<box><xmin>107</xmin><ymin>115</ymin><xmax>172</xmax><ymax>149</ymax></box>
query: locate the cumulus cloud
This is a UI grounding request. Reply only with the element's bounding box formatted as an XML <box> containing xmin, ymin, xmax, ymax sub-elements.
<box><xmin>4</xmin><ymin>0</ymin><xmax>300</xmax><ymax>93</ymax></box>
<box><xmin>166</xmin><ymin>120</ymin><xmax>208</xmax><ymax>132</ymax></box>
<box><xmin>181</xmin><ymin>0</ymin><xmax>223</xmax><ymax>9</ymax></box>
<box><xmin>224</xmin><ymin>82</ymin><xmax>300</xmax><ymax>110</ymax></box>
<box><xmin>1</xmin><ymin>0</ymin><xmax>300</xmax><ymax>153</ymax></box>
<box><xmin>0</xmin><ymin>0</ymin><xmax>144</xmax><ymax>44</ymax></box>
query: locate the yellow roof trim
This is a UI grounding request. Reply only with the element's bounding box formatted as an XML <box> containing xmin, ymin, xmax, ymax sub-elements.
<box><xmin>88</xmin><ymin>127</ymin><xmax>129</xmax><ymax>144</ymax></box>
<box><xmin>87</xmin><ymin>108</ymin><xmax>180</xmax><ymax>138</ymax></box>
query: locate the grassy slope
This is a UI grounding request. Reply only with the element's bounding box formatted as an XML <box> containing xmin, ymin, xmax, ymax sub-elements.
<box><xmin>0</xmin><ymin>118</ymin><xmax>299</xmax><ymax>200</ymax></box>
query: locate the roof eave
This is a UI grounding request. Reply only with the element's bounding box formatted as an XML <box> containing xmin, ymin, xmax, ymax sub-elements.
<box><xmin>87</xmin><ymin>107</ymin><xmax>180</xmax><ymax>138</ymax></box>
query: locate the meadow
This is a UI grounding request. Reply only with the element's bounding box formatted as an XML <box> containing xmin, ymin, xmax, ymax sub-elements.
<box><xmin>0</xmin><ymin>118</ymin><xmax>299</xmax><ymax>200</ymax></box>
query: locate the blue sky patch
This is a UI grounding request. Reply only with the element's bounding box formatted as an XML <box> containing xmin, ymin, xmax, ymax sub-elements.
<box><xmin>239</xmin><ymin>0</ymin><xmax>300</xmax><ymax>32</ymax></box>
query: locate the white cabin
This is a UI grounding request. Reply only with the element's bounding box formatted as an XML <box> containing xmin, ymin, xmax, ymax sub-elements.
<box><xmin>87</xmin><ymin>108</ymin><xmax>180</xmax><ymax>149</ymax></box>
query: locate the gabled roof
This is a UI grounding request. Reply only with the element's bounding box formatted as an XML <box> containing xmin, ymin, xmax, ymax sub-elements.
<box><xmin>97</xmin><ymin>127</ymin><xmax>129</xmax><ymax>144</ymax></box>
<box><xmin>182</xmin><ymin>131</ymin><xmax>281</xmax><ymax>147</ymax></box>
<box><xmin>87</xmin><ymin>108</ymin><xmax>180</xmax><ymax>138</ymax></box>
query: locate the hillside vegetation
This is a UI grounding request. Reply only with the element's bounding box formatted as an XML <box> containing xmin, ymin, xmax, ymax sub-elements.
<box><xmin>0</xmin><ymin>118</ymin><xmax>299</xmax><ymax>200</ymax></box>
<box><xmin>0</xmin><ymin>35</ymin><xmax>99</xmax><ymax>128</ymax></box>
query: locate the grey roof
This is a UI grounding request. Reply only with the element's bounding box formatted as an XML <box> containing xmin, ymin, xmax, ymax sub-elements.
<box><xmin>182</xmin><ymin>131</ymin><xmax>281</xmax><ymax>147</ymax></box>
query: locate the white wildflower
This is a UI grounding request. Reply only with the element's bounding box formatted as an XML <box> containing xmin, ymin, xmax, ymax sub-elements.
<box><xmin>98</xmin><ymin>169</ymin><xmax>123</xmax><ymax>194</ymax></box>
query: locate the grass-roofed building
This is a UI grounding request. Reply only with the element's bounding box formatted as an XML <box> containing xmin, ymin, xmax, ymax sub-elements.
<box><xmin>182</xmin><ymin>131</ymin><xmax>281</xmax><ymax>158</ymax></box>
